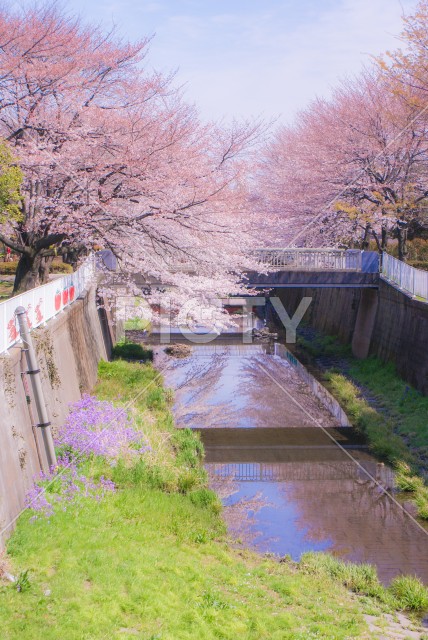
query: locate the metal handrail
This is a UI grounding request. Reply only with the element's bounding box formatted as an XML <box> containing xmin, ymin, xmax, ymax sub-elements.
<box><xmin>253</xmin><ymin>248</ymin><xmax>363</xmax><ymax>271</ymax></box>
<box><xmin>381</xmin><ymin>252</ymin><xmax>428</xmax><ymax>302</ymax></box>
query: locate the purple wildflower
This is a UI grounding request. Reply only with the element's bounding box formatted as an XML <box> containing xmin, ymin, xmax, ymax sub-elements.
<box><xmin>55</xmin><ymin>394</ymin><xmax>149</xmax><ymax>459</ymax></box>
<box><xmin>25</xmin><ymin>458</ymin><xmax>116</xmax><ymax>521</ymax></box>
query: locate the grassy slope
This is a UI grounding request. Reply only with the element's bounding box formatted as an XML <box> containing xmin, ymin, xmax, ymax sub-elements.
<box><xmin>295</xmin><ymin>332</ymin><xmax>428</xmax><ymax>463</ymax></box>
<box><xmin>0</xmin><ymin>359</ymin><xmax>426</xmax><ymax>639</ymax></box>
<box><xmin>294</xmin><ymin>331</ymin><xmax>428</xmax><ymax>516</ymax></box>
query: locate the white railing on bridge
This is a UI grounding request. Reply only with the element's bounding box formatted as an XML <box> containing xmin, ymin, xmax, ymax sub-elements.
<box><xmin>381</xmin><ymin>253</ymin><xmax>428</xmax><ymax>302</ymax></box>
<box><xmin>0</xmin><ymin>255</ymin><xmax>95</xmax><ymax>355</ymax></box>
<box><xmin>205</xmin><ymin>461</ymin><xmax>390</xmax><ymax>482</ymax></box>
<box><xmin>254</xmin><ymin>248</ymin><xmax>362</xmax><ymax>271</ymax></box>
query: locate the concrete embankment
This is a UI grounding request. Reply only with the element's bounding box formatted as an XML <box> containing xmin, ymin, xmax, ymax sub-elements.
<box><xmin>0</xmin><ymin>286</ymin><xmax>111</xmax><ymax>548</ymax></box>
<box><xmin>274</xmin><ymin>343</ymin><xmax>351</xmax><ymax>426</ymax></box>
<box><xmin>272</xmin><ymin>278</ymin><xmax>428</xmax><ymax>395</ymax></box>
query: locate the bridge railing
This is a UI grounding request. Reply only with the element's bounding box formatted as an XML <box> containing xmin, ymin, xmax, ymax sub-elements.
<box><xmin>0</xmin><ymin>255</ymin><xmax>95</xmax><ymax>355</ymax></box>
<box><xmin>253</xmin><ymin>248</ymin><xmax>363</xmax><ymax>271</ymax></box>
<box><xmin>381</xmin><ymin>253</ymin><xmax>428</xmax><ymax>302</ymax></box>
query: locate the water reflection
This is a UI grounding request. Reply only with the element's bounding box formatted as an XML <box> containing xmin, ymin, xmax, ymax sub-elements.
<box><xmin>159</xmin><ymin>344</ymin><xmax>338</xmax><ymax>430</ymax></box>
<box><xmin>204</xmin><ymin>437</ymin><xmax>428</xmax><ymax>585</ymax></box>
<box><xmin>159</xmin><ymin>343</ymin><xmax>428</xmax><ymax>585</ymax></box>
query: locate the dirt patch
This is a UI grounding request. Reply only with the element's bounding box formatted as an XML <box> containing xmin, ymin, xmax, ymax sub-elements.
<box><xmin>363</xmin><ymin>612</ymin><xmax>428</xmax><ymax>639</ymax></box>
<box><xmin>0</xmin><ymin>552</ymin><xmax>14</xmax><ymax>585</ymax></box>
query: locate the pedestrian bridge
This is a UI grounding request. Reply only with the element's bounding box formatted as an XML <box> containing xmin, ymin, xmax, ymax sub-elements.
<box><xmin>248</xmin><ymin>248</ymin><xmax>379</xmax><ymax>289</ymax></box>
<box><xmin>104</xmin><ymin>247</ymin><xmax>427</xmax><ymax>301</ymax></box>
<box><xmin>126</xmin><ymin>248</ymin><xmax>380</xmax><ymax>289</ymax></box>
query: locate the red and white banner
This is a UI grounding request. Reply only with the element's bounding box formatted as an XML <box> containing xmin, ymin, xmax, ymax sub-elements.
<box><xmin>0</xmin><ymin>256</ymin><xmax>95</xmax><ymax>354</ymax></box>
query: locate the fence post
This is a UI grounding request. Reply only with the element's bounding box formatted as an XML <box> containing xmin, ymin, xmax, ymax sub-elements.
<box><xmin>15</xmin><ymin>306</ymin><xmax>57</xmax><ymax>471</ymax></box>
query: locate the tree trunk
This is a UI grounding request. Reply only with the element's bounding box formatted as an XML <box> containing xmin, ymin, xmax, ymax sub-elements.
<box><xmin>63</xmin><ymin>246</ymin><xmax>87</xmax><ymax>270</ymax></box>
<box><xmin>381</xmin><ymin>221</ymin><xmax>389</xmax><ymax>251</ymax></box>
<box><xmin>362</xmin><ymin>223</ymin><xmax>371</xmax><ymax>250</ymax></box>
<box><xmin>397</xmin><ymin>222</ymin><xmax>408</xmax><ymax>262</ymax></box>
<box><xmin>13</xmin><ymin>252</ymin><xmax>47</xmax><ymax>294</ymax></box>
<box><xmin>371</xmin><ymin>229</ymin><xmax>382</xmax><ymax>253</ymax></box>
<box><xmin>39</xmin><ymin>255</ymin><xmax>54</xmax><ymax>284</ymax></box>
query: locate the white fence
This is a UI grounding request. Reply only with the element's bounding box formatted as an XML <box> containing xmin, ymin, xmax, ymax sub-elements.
<box><xmin>381</xmin><ymin>253</ymin><xmax>428</xmax><ymax>302</ymax></box>
<box><xmin>254</xmin><ymin>248</ymin><xmax>362</xmax><ymax>271</ymax></box>
<box><xmin>0</xmin><ymin>255</ymin><xmax>95</xmax><ymax>354</ymax></box>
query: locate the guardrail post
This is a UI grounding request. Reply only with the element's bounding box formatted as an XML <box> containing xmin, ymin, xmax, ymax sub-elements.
<box><xmin>15</xmin><ymin>306</ymin><xmax>56</xmax><ymax>470</ymax></box>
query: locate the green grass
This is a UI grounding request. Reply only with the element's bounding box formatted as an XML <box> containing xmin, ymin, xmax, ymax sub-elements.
<box><xmin>0</xmin><ymin>279</ymin><xmax>12</xmax><ymax>299</ymax></box>
<box><xmin>0</xmin><ymin>490</ymin><xmax>370</xmax><ymax>640</ymax></box>
<box><xmin>124</xmin><ymin>317</ymin><xmax>151</xmax><ymax>331</ymax></box>
<box><xmin>1</xmin><ymin>358</ymin><xmax>427</xmax><ymax>639</ymax></box>
<box><xmin>348</xmin><ymin>358</ymin><xmax>428</xmax><ymax>455</ymax></box>
<box><xmin>300</xmin><ymin>553</ymin><xmax>428</xmax><ymax>611</ymax></box>
<box><xmin>389</xmin><ymin>575</ymin><xmax>428</xmax><ymax>611</ymax></box>
<box><xmin>324</xmin><ymin>370</ymin><xmax>412</xmax><ymax>464</ymax></box>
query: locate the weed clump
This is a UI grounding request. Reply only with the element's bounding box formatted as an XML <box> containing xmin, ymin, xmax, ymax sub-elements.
<box><xmin>112</xmin><ymin>340</ymin><xmax>153</xmax><ymax>362</ymax></box>
<box><xmin>300</xmin><ymin>552</ymin><xmax>428</xmax><ymax>613</ymax></box>
<box><xmin>389</xmin><ymin>575</ymin><xmax>428</xmax><ymax>611</ymax></box>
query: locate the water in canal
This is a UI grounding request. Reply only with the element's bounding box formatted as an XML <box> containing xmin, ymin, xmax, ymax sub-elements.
<box><xmin>157</xmin><ymin>341</ymin><xmax>428</xmax><ymax>585</ymax></box>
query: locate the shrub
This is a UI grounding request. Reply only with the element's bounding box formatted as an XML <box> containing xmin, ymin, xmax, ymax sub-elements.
<box><xmin>0</xmin><ymin>262</ymin><xmax>17</xmax><ymax>275</ymax></box>
<box><xmin>177</xmin><ymin>468</ymin><xmax>201</xmax><ymax>494</ymax></box>
<box><xmin>189</xmin><ymin>488</ymin><xmax>222</xmax><ymax>512</ymax></box>
<box><xmin>0</xmin><ymin>258</ymin><xmax>73</xmax><ymax>275</ymax></box>
<box><xmin>414</xmin><ymin>490</ymin><xmax>428</xmax><ymax>519</ymax></box>
<box><xmin>409</xmin><ymin>260</ymin><xmax>428</xmax><ymax>272</ymax></box>
<box><xmin>172</xmin><ymin>428</ymin><xmax>204</xmax><ymax>468</ymax></box>
<box><xmin>51</xmin><ymin>261</ymin><xmax>73</xmax><ymax>273</ymax></box>
<box><xmin>389</xmin><ymin>575</ymin><xmax>428</xmax><ymax>611</ymax></box>
<box><xmin>112</xmin><ymin>341</ymin><xmax>153</xmax><ymax>362</ymax></box>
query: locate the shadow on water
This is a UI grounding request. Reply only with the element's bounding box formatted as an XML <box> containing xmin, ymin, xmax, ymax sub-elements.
<box><xmin>158</xmin><ymin>341</ymin><xmax>428</xmax><ymax>585</ymax></box>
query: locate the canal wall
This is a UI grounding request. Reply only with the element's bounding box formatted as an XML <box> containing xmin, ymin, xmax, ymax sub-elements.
<box><xmin>0</xmin><ymin>286</ymin><xmax>111</xmax><ymax>549</ymax></box>
<box><xmin>273</xmin><ymin>279</ymin><xmax>428</xmax><ymax>395</ymax></box>
<box><xmin>274</xmin><ymin>343</ymin><xmax>351</xmax><ymax>426</ymax></box>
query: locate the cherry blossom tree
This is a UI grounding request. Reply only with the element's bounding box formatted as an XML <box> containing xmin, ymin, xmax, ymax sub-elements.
<box><xmin>380</xmin><ymin>0</ymin><xmax>428</xmax><ymax>107</ymax></box>
<box><xmin>0</xmin><ymin>4</ymin><xmax>264</xmax><ymax>296</ymax></box>
<box><xmin>254</xmin><ymin>69</ymin><xmax>428</xmax><ymax>254</ymax></box>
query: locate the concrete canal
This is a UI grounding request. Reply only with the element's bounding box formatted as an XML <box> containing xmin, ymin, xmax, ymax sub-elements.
<box><xmin>156</xmin><ymin>342</ymin><xmax>428</xmax><ymax>585</ymax></box>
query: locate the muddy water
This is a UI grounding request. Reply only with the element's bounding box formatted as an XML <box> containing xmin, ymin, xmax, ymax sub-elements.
<box><xmin>158</xmin><ymin>342</ymin><xmax>428</xmax><ymax>585</ymax></box>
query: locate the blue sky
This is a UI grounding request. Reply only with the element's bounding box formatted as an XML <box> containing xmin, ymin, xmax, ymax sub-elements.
<box><xmin>36</xmin><ymin>0</ymin><xmax>420</xmax><ymax>122</ymax></box>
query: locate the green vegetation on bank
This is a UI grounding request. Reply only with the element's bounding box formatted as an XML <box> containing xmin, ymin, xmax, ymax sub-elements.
<box><xmin>295</xmin><ymin>331</ymin><xmax>428</xmax><ymax>519</ymax></box>
<box><xmin>124</xmin><ymin>317</ymin><xmax>152</xmax><ymax>331</ymax></box>
<box><xmin>111</xmin><ymin>339</ymin><xmax>154</xmax><ymax>362</ymax></box>
<box><xmin>366</xmin><ymin>238</ymin><xmax>428</xmax><ymax>270</ymax></box>
<box><xmin>1</xmin><ymin>357</ymin><xmax>427</xmax><ymax>639</ymax></box>
<box><xmin>0</xmin><ymin>279</ymin><xmax>12</xmax><ymax>299</ymax></box>
<box><xmin>0</xmin><ymin>258</ymin><xmax>73</xmax><ymax>276</ymax></box>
